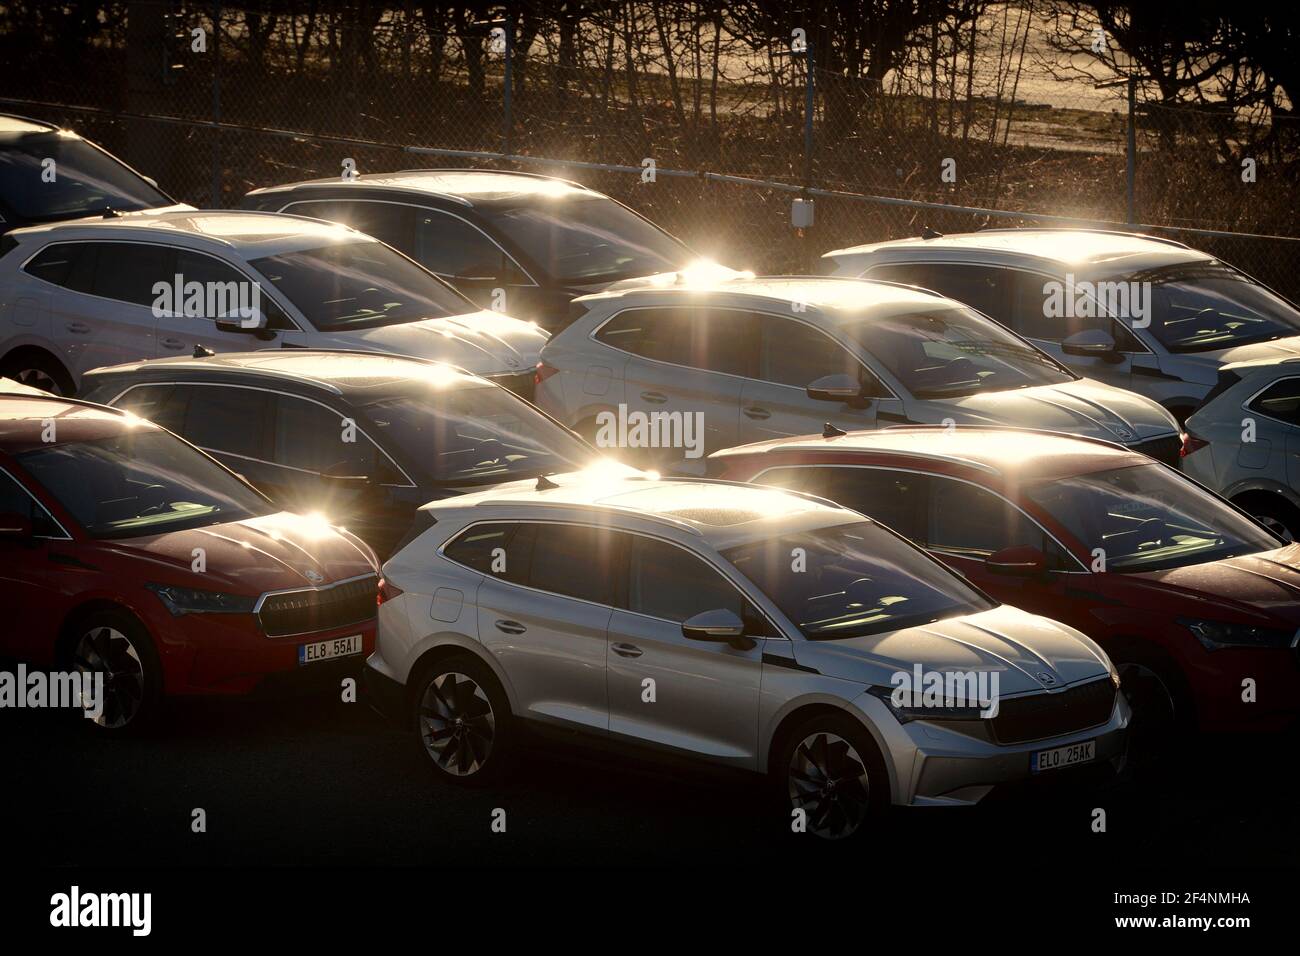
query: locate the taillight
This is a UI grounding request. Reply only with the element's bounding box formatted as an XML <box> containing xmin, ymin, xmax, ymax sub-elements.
<box><xmin>377</xmin><ymin>577</ymin><xmax>403</xmax><ymax>606</ymax></box>
<box><xmin>1180</xmin><ymin>431</ymin><xmax>1209</xmax><ymax>457</ymax></box>
<box><xmin>534</xmin><ymin>360</ymin><xmax>559</xmax><ymax>386</ymax></box>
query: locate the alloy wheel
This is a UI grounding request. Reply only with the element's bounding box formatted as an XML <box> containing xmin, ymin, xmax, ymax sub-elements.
<box><xmin>1118</xmin><ymin>661</ymin><xmax>1178</xmax><ymax>759</ymax></box>
<box><xmin>418</xmin><ymin>672</ymin><xmax>496</xmax><ymax>776</ymax></box>
<box><xmin>1253</xmin><ymin>513</ymin><xmax>1294</xmax><ymax>544</ymax></box>
<box><xmin>11</xmin><ymin>366</ymin><xmax>63</xmax><ymax>395</ymax></box>
<box><xmin>73</xmin><ymin>626</ymin><xmax>146</xmax><ymax>729</ymax></box>
<box><xmin>788</xmin><ymin>731</ymin><xmax>872</xmax><ymax>839</ymax></box>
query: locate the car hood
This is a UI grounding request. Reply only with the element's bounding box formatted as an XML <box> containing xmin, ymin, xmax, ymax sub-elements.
<box><xmin>313</xmin><ymin>311</ymin><xmax>548</xmax><ymax>376</ymax></box>
<box><xmin>792</xmin><ymin>604</ymin><xmax>1112</xmax><ymax>696</ymax></box>
<box><xmin>100</xmin><ymin>511</ymin><xmax>377</xmax><ymax>595</ymax></box>
<box><xmin>924</xmin><ymin>378</ymin><xmax>1178</xmax><ymax>443</ymax></box>
<box><xmin>1133</xmin><ymin>543</ymin><xmax>1300</xmax><ymax>625</ymax></box>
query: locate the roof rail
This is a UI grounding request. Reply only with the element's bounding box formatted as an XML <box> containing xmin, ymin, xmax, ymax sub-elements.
<box><xmin>466</xmin><ymin>495</ymin><xmax>706</xmax><ymax>536</ymax></box>
<box><xmin>0</xmin><ymin>390</ymin><xmax>129</xmax><ymax>415</ymax></box>
<box><xmin>973</xmin><ymin>225</ymin><xmax>1191</xmax><ymax>250</ymax></box>
<box><xmin>658</xmin><ymin>474</ymin><xmax>854</xmax><ymax>514</ymax></box>
<box><xmin>0</xmin><ymin>111</ymin><xmax>60</xmax><ymax>131</ymax></box>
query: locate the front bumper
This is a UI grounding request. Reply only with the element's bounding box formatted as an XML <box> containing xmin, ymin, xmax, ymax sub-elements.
<box><xmin>858</xmin><ymin>686</ymin><xmax>1131</xmax><ymax>806</ymax></box>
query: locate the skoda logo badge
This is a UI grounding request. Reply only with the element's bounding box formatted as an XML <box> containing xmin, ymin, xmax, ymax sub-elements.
<box><xmin>304</xmin><ymin>569</ymin><xmax>325</xmax><ymax>585</ymax></box>
<box><xmin>1036</xmin><ymin>671</ymin><xmax>1057</xmax><ymax>686</ymax></box>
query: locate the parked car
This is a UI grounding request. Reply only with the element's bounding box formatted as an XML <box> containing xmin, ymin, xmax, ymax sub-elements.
<box><xmin>79</xmin><ymin>349</ymin><xmax>611</xmax><ymax>557</ymax></box>
<box><xmin>535</xmin><ymin>275</ymin><xmax>1183</xmax><ymax>469</ymax></box>
<box><xmin>0</xmin><ymin>113</ymin><xmax>190</xmax><ymax>235</ymax></box>
<box><xmin>709</xmin><ymin>426</ymin><xmax>1300</xmax><ymax>741</ymax></box>
<box><xmin>823</xmin><ymin>228</ymin><xmax>1300</xmax><ymax>423</ymax></box>
<box><xmin>0</xmin><ymin>392</ymin><xmax>380</xmax><ymax>730</ymax></box>
<box><xmin>1182</xmin><ymin>357</ymin><xmax>1300</xmax><ymax>540</ymax></box>
<box><xmin>242</xmin><ymin>168</ymin><xmax>726</xmax><ymax>332</ymax></box>
<box><xmin>365</xmin><ymin>472</ymin><xmax>1128</xmax><ymax>838</ymax></box>
<box><xmin>0</xmin><ymin>209</ymin><xmax>548</xmax><ymax>395</ymax></box>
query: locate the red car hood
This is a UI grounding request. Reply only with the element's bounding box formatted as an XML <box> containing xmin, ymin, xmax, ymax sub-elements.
<box><xmin>99</xmin><ymin>511</ymin><xmax>377</xmax><ymax>594</ymax></box>
<box><xmin>1135</xmin><ymin>543</ymin><xmax>1300</xmax><ymax>624</ymax></box>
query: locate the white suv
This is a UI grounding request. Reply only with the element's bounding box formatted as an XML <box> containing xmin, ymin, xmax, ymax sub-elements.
<box><xmin>366</xmin><ymin>471</ymin><xmax>1129</xmax><ymax>839</ymax></box>
<box><xmin>0</xmin><ymin>210</ymin><xmax>548</xmax><ymax>395</ymax></box>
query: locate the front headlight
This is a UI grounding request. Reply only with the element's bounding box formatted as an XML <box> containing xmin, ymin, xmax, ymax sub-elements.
<box><xmin>866</xmin><ymin>685</ymin><xmax>990</xmax><ymax>723</ymax></box>
<box><xmin>1179</xmin><ymin>617</ymin><xmax>1296</xmax><ymax>651</ymax></box>
<box><xmin>147</xmin><ymin>583</ymin><xmax>257</xmax><ymax>617</ymax></box>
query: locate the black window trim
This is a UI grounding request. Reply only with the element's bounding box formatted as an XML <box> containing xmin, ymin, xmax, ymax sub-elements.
<box><xmin>0</xmin><ymin>464</ymin><xmax>72</xmax><ymax>540</ymax></box>
<box><xmin>1242</xmin><ymin>373</ymin><xmax>1300</xmax><ymax>430</ymax></box>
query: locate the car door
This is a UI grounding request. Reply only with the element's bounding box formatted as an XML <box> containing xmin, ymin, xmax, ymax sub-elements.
<box><xmin>738</xmin><ymin>313</ymin><xmax>889</xmax><ymax>443</ymax></box>
<box><xmin>154</xmin><ymin>248</ymin><xmax>296</xmax><ymax>356</ymax></box>
<box><xmin>0</xmin><ymin>464</ymin><xmax>80</xmax><ymax>665</ymax></box>
<box><xmin>605</xmin><ymin>533</ymin><xmax>767</xmax><ymax>768</ymax></box>
<box><xmin>1242</xmin><ymin>376</ymin><xmax>1300</xmax><ymax>485</ymax></box>
<box><xmin>37</xmin><ymin>240</ymin><xmax>163</xmax><ymax>378</ymax></box>
<box><xmin>448</xmin><ymin>520</ymin><xmax>615</xmax><ymax>734</ymax></box>
<box><xmin>597</xmin><ymin>306</ymin><xmax>750</xmax><ymax>466</ymax></box>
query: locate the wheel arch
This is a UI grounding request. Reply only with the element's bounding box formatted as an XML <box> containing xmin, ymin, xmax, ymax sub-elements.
<box><xmin>762</xmin><ymin>696</ymin><xmax>899</xmax><ymax>803</ymax></box>
<box><xmin>405</xmin><ymin>639</ymin><xmax>518</xmax><ymax>717</ymax></box>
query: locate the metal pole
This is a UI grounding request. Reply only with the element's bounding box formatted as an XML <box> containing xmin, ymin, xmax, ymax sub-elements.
<box><xmin>211</xmin><ymin>2</ymin><xmax>222</xmax><ymax>208</ymax></box>
<box><xmin>803</xmin><ymin>43</ymin><xmax>814</xmax><ymax>190</ymax></box>
<box><xmin>1126</xmin><ymin>75</ymin><xmax>1136</xmax><ymax>224</ymax></box>
<box><xmin>503</xmin><ymin>20</ymin><xmax>513</xmax><ymax>157</ymax></box>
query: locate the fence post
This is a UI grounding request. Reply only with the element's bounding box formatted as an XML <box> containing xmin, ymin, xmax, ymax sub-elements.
<box><xmin>503</xmin><ymin>18</ymin><xmax>513</xmax><ymax>156</ymax></box>
<box><xmin>803</xmin><ymin>43</ymin><xmax>814</xmax><ymax>190</ymax></box>
<box><xmin>1126</xmin><ymin>75</ymin><xmax>1136</xmax><ymax>224</ymax></box>
<box><xmin>211</xmin><ymin>2</ymin><xmax>222</xmax><ymax>208</ymax></box>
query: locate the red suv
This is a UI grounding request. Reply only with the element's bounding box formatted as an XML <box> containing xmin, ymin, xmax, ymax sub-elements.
<box><xmin>0</xmin><ymin>393</ymin><xmax>379</xmax><ymax>729</ymax></box>
<box><xmin>710</xmin><ymin>426</ymin><xmax>1300</xmax><ymax>739</ymax></box>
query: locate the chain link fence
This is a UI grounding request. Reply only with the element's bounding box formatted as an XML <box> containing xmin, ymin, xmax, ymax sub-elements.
<box><xmin>2</xmin><ymin>1</ymin><xmax>1297</xmax><ymax>294</ymax></box>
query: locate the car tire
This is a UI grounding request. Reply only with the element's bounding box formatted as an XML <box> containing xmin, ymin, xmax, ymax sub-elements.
<box><xmin>1</xmin><ymin>349</ymin><xmax>73</xmax><ymax>396</ymax></box>
<box><xmin>1112</xmin><ymin>649</ymin><xmax>1192</xmax><ymax>768</ymax></box>
<box><xmin>774</xmin><ymin>712</ymin><xmax>889</xmax><ymax>840</ymax></box>
<box><xmin>409</xmin><ymin>653</ymin><xmax>513</xmax><ymax>786</ymax></box>
<box><xmin>66</xmin><ymin>609</ymin><xmax>162</xmax><ymax>732</ymax></box>
<box><xmin>1237</xmin><ymin>495</ymin><xmax>1300</xmax><ymax>544</ymax></box>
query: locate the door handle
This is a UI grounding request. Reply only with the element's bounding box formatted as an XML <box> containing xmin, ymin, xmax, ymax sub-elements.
<box><xmin>611</xmin><ymin>642</ymin><xmax>643</xmax><ymax>658</ymax></box>
<box><xmin>160</xmin><ymin>337</ymin><xmax>186</xmax><ymax>350</ymax></box>
<box><xmin>743</xmin><ymin>405</ymin><xmax>771</xmax><ymax>420</ymax></box>
<box><xmin>640</xmin><ymin>391</ymin><xmax>668</xmax><ymax>404</ymax></box>
<box><xmin>65</xmin><ymin>322</ymin><xmax>91</xmax><ymax>335</ymax></box>
<box><xmin>494</xmin><ymin>619</ymin><xmax>526</xmax><ymax>635</ymax></box>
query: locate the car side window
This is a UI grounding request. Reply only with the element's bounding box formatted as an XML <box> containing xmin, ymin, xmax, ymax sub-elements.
<box><xmin>595</xmin><ymin>308</ymin><xmax>679</xmax><ymax>362</ymax></box>
<box><xmin>112</xmin><ymin>384</ymin><xmax>190</xmax><ymax>433</ymax></box>
<box><xmin>1009</xmin><ymin>270</ymin><xmax>1144</xmax><ymax>350</ymax></box>
<box><xmin>413</xmin><ymin>209</ymin><xmax>524</xmax><ymax>282</ymax></box>
<box><xmin>757</xmin><ymin>315</ymin><xmax>865</xmax><ymax>388</ymax></box>
<box><xmin>271</xmin><ymin>394</ymin><xmax>391</xmax><ymax>479</ymax></box>
<box><xmin>172</xmin><ymin>249</ymin><xmax>296</xmax><ymax>331</ymax></box>
<box><xmin>288</xmin><ymin>200</ymin><xmax>412</xmax><ymax>249</ymax></box>
<box><xmin>627</xmin><ymin>534</ymin><xmax>751</xmax><ymax>624</ymax></box>
<box><xmin>595</xmin><ymin>307</ymin><xmax>756</xmax><ymax>377</ymax></box>
<box><xmin>524</xmin><ymin>522</ymin><xmax>623</xmax><ymax>605</ymax></box>
<box><xmin>0</xmin><ymin>469</ymin><xmax>62</xmax><ymax>537</ymax></box>
<box><xmin>444</xmin><ymin>521</ymin><xmax>532</xmax><ymax>585</ymax></box>
<box><xmin>177</xmin><ymin>385</ymin><xmax>272</xmax><ymax>461</ymax></box>
<box><xmin>923</xmin><ymin>475</ymin><xmax>1073</xmax><ymax>568</ymax></box>
<box><xmin>870</xmin><ymin>262</ymin><xmax>1008</xmax><ymax>323</ymax></box>
<box><xmin>1247</xmin><ymin>377</ymin><xmax>1300</xmax><ymax>427</ymax></box>
<box><xmin>92</xmin><ymin>241</ymin><xmax>175</xmax><ymax>307</ymax></box>
<box><xmin>754</xmin><ymin>466</ymin><xmax>926</xmax><ymax>541</ymax></box>
<box><xmin>24</xmin><ymin>242</ymin><xmax>91</xmax><ymax>289</ymax></box>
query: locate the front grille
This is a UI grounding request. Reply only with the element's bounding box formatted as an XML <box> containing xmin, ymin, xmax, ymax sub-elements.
<box><xmin>490</xmin><ymin>371</ymin><xmax>535</xmax><ymax>402</ymax></box>
<box><xmin>990</xmin><ymin>678</ymin><xmax>1116</xmax><ymax>744</ymax></box>
<box><xmin>257</xmin><ymin>574</ymin><xmax>378</xmax><ymax>637</ymax></box>
<box><xmin>1130</xmin><ymin>435</ymin><xmax>1180</xmax><ymax>466</ymax></box>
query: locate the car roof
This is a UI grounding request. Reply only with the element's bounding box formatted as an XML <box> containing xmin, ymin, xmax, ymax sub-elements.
<box><xmin>0</xmin><ymin>113</ymin><xmax>65</xmax><ymax>138</ymax></box>
<box><xmin>83</xmin><ymin>350</ymin><xmax>485</xmax><ymax>398</ymax></box>
<box><xmin>7</xmin><ymin>209</ymin><xmax>362</xmax><ymax>258</ymax></box>
<box><xmin>422</xmin><ymin>470</ymin><xmax>858</xmax><ymax>548</ymax></box>
<box><xmin>576</xmin><ymin>274</ymin><xmax>950</xmax><ymax>320</ymax></box>
<box><xmin>0</xmin><ymin>393</ymin><xmax>151</xmax><ymax>452</ymax></box>
<box><xmin>247</xmin><ymin>168</ymin><xmax>598</xmax><ymax>207</ymax></box>
<box><xmin>711</xmin><ymin>425</ymin><xmax>1153</xmax><ymax>484</ymax></box>
<box><xmin>825</xmin><ymin>228</ymin><xmax>1210</xmax><ymax>273</ymax></box>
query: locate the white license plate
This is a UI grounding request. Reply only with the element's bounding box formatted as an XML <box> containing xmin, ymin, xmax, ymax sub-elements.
<box><xmin>1030</xmin><ymin>739</ymin><xmax>1096</xmax><ymax>773</ymax></box>
<box><xmin>298</xmin><ymin>634</ymin><xmax>362</xmax><ymax>666</ymax></box>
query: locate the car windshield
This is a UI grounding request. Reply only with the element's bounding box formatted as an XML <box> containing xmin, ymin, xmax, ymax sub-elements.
<box><xmin>16</xmin><ymin>429</ymin><xmax>273</xmax><ymax>539</ymax></box>
<box><xmin>0</xmin><ymin>133</ymin><xmax>171</xmax><ymax>220</ymax></box>
<box><xmin>1114</xmin><ymin>261</ymin><xmax>1300</xmax><ymax>354</ymax></box>
<box><xmin>1025</xmin><ymin>463</ymin><xmax>1280</xmax><ymax>573</ymax></box>
<box><xmin>721</xmin><ymin>521</ymin><xmax>994</xmax><ymax>640</ymax></box>
<box><xmin>360</xmin><ymin>382</ymin><xmax>598</xmax><ymax>485</ymax></box>
<box><xmin>842</xmin><ymin>306</ymin><xmax>1074</xmax><ymax>398</ymax></box>
<box><xmin>249</xmin><ymin>240</ymin><xmax>474</xmax><ymax>331</ymax></box>
<box><xmin>480</xmin><ymin>195</ymin><xmax>692</xmax><ymax>284</ymax></box>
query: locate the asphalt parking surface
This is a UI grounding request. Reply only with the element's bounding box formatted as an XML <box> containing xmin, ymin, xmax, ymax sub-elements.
<box><xmin>8</xmin><ymin>681</ymin><xmax>1300</xmax><ymax>871</ymax></box>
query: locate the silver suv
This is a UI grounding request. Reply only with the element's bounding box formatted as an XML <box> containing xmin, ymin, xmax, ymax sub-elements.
<box><xmin>824</xmin><ymin>229</ymin><xmax>1300</xmax><ymax>423</ymax></box>
<box><xmin>365</xmin><ymin>472</ymin><xmax>1129</xmax><ymax>839</ymax></box>
<box><xmin>535</xmin><ymin>275</ymin><xmax>1181</xmax><ymax>468</ymax></box>
<box><xmin>0</xmin><ymin>210</ymin><xmax>547</xmax><ymax>395</ymax></box>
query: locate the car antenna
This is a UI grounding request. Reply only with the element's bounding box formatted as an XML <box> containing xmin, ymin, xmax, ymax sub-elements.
<box><xmin>822</xmin><ymin>422</ymin><xmax>847</xmax><ymax>438</ymax></box>
<box><xmin>193</xmin><ymin>344</ymin><xmax>215</xmax><ymax>358</ymax></box>
<box><xmin>921</xmin><ymin>226</ymin><xmax>942</xmax><ymax>240</ymax></box>
<box><xmin>101</xmin><ymin>207</ymin><xmax>121</xmax><ymax>219</ymax></box>
<box><xmin>535</xmin><ymin>473</ymin><xmax>559</xmax><ymax>491</ymax></box>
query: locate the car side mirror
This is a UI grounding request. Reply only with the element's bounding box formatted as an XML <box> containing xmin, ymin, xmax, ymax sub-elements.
<box><xmin>1061</xmin><ymin>329</ymin><xmax>1120</xmax><ymax>362</ymax></box>
<box><xmin>0</xmin><ymin>511</ymin><xmax>33</xmax><ymax>541</ymax></box>
<box><xmin>215</xmin><ymin>313</ymin><xmax>277</xmax><ymax>341</ymax></box>
<box><xmin>681</xmin><ymin>608</ymin><xmax>751</xmax><ymax>648</ymax></box>
<box><xmin>986</xmin><ymin>545</ymin><xmax>1047</xmax><ymax>577</ymax></box>
<box><xmin>807</xmin><ymin>373</ymin><xmax>868</xmax><ymax>405</ymax></box>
